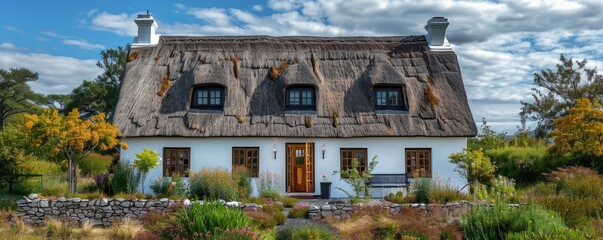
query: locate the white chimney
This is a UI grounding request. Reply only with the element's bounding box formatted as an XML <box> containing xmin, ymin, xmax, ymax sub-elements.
<box><xmin>424</xmin><ymin>17</ymin><xmax>452</xmax><ymax>51</ymax></box>
<box><xmin>133</xmin><ymin>11</ymin><xmax>159</xmax><ymax>47</ymax></box>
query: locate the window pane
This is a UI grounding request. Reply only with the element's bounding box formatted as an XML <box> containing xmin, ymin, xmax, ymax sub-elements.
<box><xmin>210</xmin><ymin>90</ymin><xmax>221</xmax><ymax>105</ymax></box>
<box><xmin>301</xmin><ymin>90</ymin><xmax>312</xmax><ymax>105</ymax></box>
<box><xmin>388</xmin><ymin>90</ymin><xmax>399</xmax><ymax>105</ymax></box>
<box><xmin>198</xmin><ymin>90</ymin><xmax>208</xmax><ymax>105</ymax></box>
<box><xmin>289</xmin><ymin>90</ymin><xmax>300</xmax><ymax>105</ymax></box>
<box><xmin>376</xmin><ymin>91</ymin><xmax>386</xmax><ymax>106</ymax></box>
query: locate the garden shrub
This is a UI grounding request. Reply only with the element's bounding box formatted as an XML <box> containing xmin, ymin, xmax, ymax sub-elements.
<box><xmin>79</xmin><ymin>153</ymin><xmax>111</xmax><ymax>177</ymax></box>
<box><xmin>262</xmin><ymin>203</ymin><xmax>286</xmax><ymax>225</ymax></box>
<box><xmin>189</xmin><ymin>167</ymin><xmax>239</xmax><ymax>201</ymax></box>
<box><xmin>233</xmin><ymin>167</ymin><xmax>252</xmax><ymax>200</ymax></box>
<box><xmin>258</xmin><ymin>170</ymin><xmax>283</xmax><ymax>199</ymax></box>
<box><xmin>527</xmin><ymin>166</ymin><xmax>603</xmax><ymax>227</ymax></box>
<box><xmin>150</xmin><ymin>174</ymin><xmax>187</xmax><ymax>198</ymax></box>
<box><xmin>413</xmin><ymin>178</ymin><xmax>432</xmax><ymax>204</ymax></box>
<box><xmin>428</xmin><ymin>178</ymin><xmax>469</xmax><ymax>203</ymax></box>
<box><xmin>335</xmin><ymin>156</ymin><xmax>378</xmax><ymax>202</ymax></box>
<box><xmin>279</xmin><ymin>196</ymin><xmax>298</xmax><ymax>208</ymax></box>
<box><xmin>486</xmin><ymin>146</ymin><xmax>550</xmax><ymax>185</ymax></box>
<box><xmin>173</xmin><ymin>201</ymin><xmax>251</xmax><ymax>239</ymax></box>
<box><xmin>245</xmin><ymin>211</ymin><xmax>277</xmax><ymax>229</ymax></box>
<box><xmin>110</xmin><ymin>160</ymin><xmax>141</xmax><ymax>195</ymax></box>
<box><xmin>462</xmin><ymin>202</ymin><xmax>583</xmax><ymax>240</ymax></box>
<box><xmin>449</xmin><ymin>148</ymin><xmax>495</xmax><ymax>193</ymax></box>
<box><xmin>275</xmin><ymin>222</ymin><xmax>337</xmax><ymax>240</ymax></box>
<box><xmin>386</xmin><ymin>191</ymin><xmax>413</xmax><ymax>204</ymax></box>
<box><xmin>288</xmin><ymin>204</ymin><xmax>309</xmax><ymax>218</ymax></box>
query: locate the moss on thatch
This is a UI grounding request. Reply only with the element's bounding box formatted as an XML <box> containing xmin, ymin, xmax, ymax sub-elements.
<box><xmin>232</xmin><ymin>57</ymin><xmax>240</xmax><ymax>79</ymax></box>
<box><xmin>305</xmin><ymin>116</ymin><xmax>313</xmax><ymax>128</ymax></box>
<box><xmin>269</xmin><ymin>67</ymin><xmax>279</xmax><ymax>81</ymax></box>
<box><xmin>311</xmin><ymin>54</ymin><xmax>321</xmax><ymax>82</ymax></box>
<box><xmin>236</xmin><ymin>115</ymin><xmax>245</xmax><ymax>124</ymax></box>
<box><xmin>154</xmin><ymin>55</ymin><xmax>160</xmax><ymax>61</ymax></box>
<box><xmin>127</xmin><ymin>52</ymin><xmax>138</xmax><ymax>62</ymax></box>
<box><xmin>332</xmin><ymin>111</ymin><xmax>339</xmax><ymax>128</ymax></box>
<box><xmin>426</xmin><ymin>84</ymin><xmax>439</xmax><ymax>108</ymax></box>
<box><xmin>157</xmin><ymin>76</ymin><xmax>170</xmax><ymax>97</ymax></box>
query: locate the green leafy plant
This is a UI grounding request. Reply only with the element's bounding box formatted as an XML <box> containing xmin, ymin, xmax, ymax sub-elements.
<box><xmin>428</xmin><ymin>177</ymin><xmax>470</xmax><ymax>203</ymax></box>
<box><xmin>288</xmin><ymin>204</ymin><xmax>310</xmax><ymax>218</ymax></box>
<box><xmin>462</xmin><ymin>202</ymin><xmax>584</xmax><ymax>240</ymax></box>
<box><xmin>189</xmin><ymin>167</ymin><xmax>239</xmax><ymax>201</ymax></box>
<box><xmin>258</xmin><ymin>170</ymin><xmax>283</xmax><ymax>199</ymax></box>
<box><xmin>233</xmin><ymin>167</ymin><xmax>252</xmax><ymax>200</ymax></box>
<box><xmin>174</xmin><ymin>201</ymin><xmax>251</xmax><ymax>239</ymax></box>
<box><xmin>110</xmin><ymin>160</ymin><xmax>141</xmax><ymax>195</ymax></box>
<box><xmin>335</xmin><ymin>156</ymin><xmax>378</xmax><ymax>202</ymax></box>
<box><xmin>279</xmin><ymin>196</ymin><xmax>298</xmax><ymax>208</ymax></box>
<box><xmin>449</xmin><ymin>148</ymin><xmax>495</xmax><ymax>193</ymax></box>
<box><xmin>133</xmin><ymin>148</ymin><xmax>160</xmax><ymax>194</ymax></box>
<box><xmin>413</xmin><ymin>178</ymin><xmax>432</xmax><ymax>204</ymax></box>
<box><xmin>275</xmin><ymin>222</ymin><xmax>337</xmax><ymax>240</ymax></box>
<box><xmin>79</xmin><ymin>153</ymin><xmax>112</xmax><ymax>177</ymax></box>
<box><xmin>150</xmin><ymin>174</ymin><xmax>187</xmax><ymax>198</ymax></box>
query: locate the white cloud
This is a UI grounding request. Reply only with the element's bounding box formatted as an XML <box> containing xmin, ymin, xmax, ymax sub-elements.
<box><xmin>91</xmin><ymin>12</ymin><xmax>137</xmax><ymax>36</ymax></box>
<box><xmin>0</xmin><ymin>50</ymin><xmax>101</xmax><ymax>94</ymax></box>
<box><xmin>62</xmin><ymin>39</ymin><xmax>105</xmax><ymax>50</ymax></box>
<box><xmin>0</xmin><ymin>42</ymin><xmax>16</xmax><ymax>50</ymax></box>
<box><xmin>4</xmin><ymin>25</ymin><xmax>24</xmax><ymax>34</ymax></box>
<box><xmin>252</xmin><ymin>5</ymin><xmax>264</xmax><ymax>11</ymax></box>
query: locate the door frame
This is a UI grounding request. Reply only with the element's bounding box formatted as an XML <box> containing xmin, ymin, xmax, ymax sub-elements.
<box><xmin>285</xmin><ymin>143</ymin><xmax>315</xmax><ymax>193</ymax></box>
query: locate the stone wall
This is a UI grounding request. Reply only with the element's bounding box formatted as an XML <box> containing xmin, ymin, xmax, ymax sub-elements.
<box><xmin>307</xmin><ymin>202</ymin><xmax>473</xmax><ymax>221</ymax></box>
<box><xmin>13</xmin><ymin>194</ymin><xmax>261</xmax><ymax>226</ymax></box>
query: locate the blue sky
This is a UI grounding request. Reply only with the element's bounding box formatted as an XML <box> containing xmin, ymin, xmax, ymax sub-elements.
<box><xmin>2</xmin><ymin>0</ymin><xmax>603</xmax><ymax>133</ymax></box>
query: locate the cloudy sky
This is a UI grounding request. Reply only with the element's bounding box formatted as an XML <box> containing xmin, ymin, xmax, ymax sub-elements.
<box><xmin>1</xmin><ymin>0</ymin><xmax>603</xmax><ymax>133</ymax></box>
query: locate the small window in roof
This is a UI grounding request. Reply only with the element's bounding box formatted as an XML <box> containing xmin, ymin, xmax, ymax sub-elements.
<box><xmin>191</xmin><ymin>85</ymin><xmax>224</xmax><ymax>110</ymax></box>
<box><xmin>286</xmin><ymin>87</ymin><xmax>316</xmax><ymax>111</ymax></box>
<box><xmin>374</xmin><ymin>87</ymin><xmax>406</xmax><ymax>111</ymax></box>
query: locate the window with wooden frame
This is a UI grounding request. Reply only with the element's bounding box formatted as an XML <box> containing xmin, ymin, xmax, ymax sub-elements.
<box><xmin>373</xmin><ymin>86</ymin><xmax>407</xmax><ymax>111</ymax></box>
<box><xmin>163</xmin><ymin>148</ymin><xmax>190</xmax><ymax>177</ymax></box>
<box><xmin>285</xmin><ymin>86</ymin><xmax>316</xmax><ymax>110</ymax></box>
<box><xmin>405</xmin><ymin>148</ymin><xmax>432</xmax><ymax>178</ymax></box>
<box><xmin>340</xmin><ymin>148</ymin><xmax>368</xmax><ymax>175</ymax></box>
<box><xmin>191</xmin><ymin>85</ymin><xmax>225</xmax><ymax>110</ymax></box>
<box><xmin>232</xmin><ymin>147</ymin><xmax>259</xmax><ymax>177</ymax></box>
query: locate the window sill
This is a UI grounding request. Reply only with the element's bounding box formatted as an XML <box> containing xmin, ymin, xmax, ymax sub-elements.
<box><xmin>284</xmin><ymin>110</ymin><xmax>317</xmax><ymax>115</ymax></box>
<box><xmin>188</xmin><ymin>109</ymin><xmax>224</xmax><ymax>113</ymax></box>
<box><xmin>375</xmin><ymin>110</ymin><xmax>409</xmax><ymax>114</ymax></box>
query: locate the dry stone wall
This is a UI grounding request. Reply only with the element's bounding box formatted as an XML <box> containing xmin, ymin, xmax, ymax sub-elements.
<box><xmin>13</xmin><ymin>194</ymin><xmax>260</xmax><ymax>226</ymax></box>
<box><xmin>308</xmin><ymin>201</ymin><xmax>474</xmax><ymax>221</ymax></box>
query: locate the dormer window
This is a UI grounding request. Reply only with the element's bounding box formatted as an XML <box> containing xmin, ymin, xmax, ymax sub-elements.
<box><xmin>374</xmin><ymin>87</ymin><xmax>406</xmax><ymax>111</ymax></box>
<box><xmin>286</xmin><ymin>87</ymin><xmax>316</xmax><ymax>111</ymax></box>
<box><xmin>191</xmin><ymin>85</ymin><xmax>224</xmax><ymax>110</ymax></box>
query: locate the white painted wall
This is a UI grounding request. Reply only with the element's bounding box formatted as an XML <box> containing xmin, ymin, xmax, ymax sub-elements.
<box><xmin>121</xmin><ymin>137</ymin><xmax>468</xmax><ymax>198</ymax></box>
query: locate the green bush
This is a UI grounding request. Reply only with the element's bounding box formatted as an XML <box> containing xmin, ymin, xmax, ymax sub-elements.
<box><xmin>0</xmin><ymin>199</ymin><xmax>16</xmax><ymax>211</ymax></box>
<box><xmin>462</xmin><ymin>202</ymin><xmax>583</xmax><ymax>240</ymax></box>
<box><xmin>150</xmin><ymin>174</ymin><xmax>187</xmax><ymax>198</ymax></box>
<box><xmin>279</xmin><ymin>196</ymin><xmax>298</xmax><ymax>208</ymax></box>
<box><xmin>263</xmin><ymin>203</ymin><xmax>286</xmax><ymax>225</ymax></box>
<box><xmin>486</xmin><ymin>146</ymin><xmax>550</xmax><ymax>185</ymax></box>
<box><xmin>413</xmin><ymin>178</ymin><xmax>432</xmax><ymax>204</ymax></box>
<box><xmin>275</xmin><ymin>222</ymin><xmax>337</xmax><ymax>240</ymax></box>
<box><xmin>79</xmin><ymin>153</ymin><xmax>111</xmax><ymax>177</ymax></box>
<box><xmin>258</xmin><ymin>171</ymin><xmax>283</xmax><ymax>199</ymax></box>
<box><xmin>189</xmin><ymin>167</ymin><xmax>239</xmax><ymax>201</ymax></box>
<box><xmin>174</xmin><ymin>201</ymin><xmax>251</xmax><ymax>238</ymax></box>
<box><xmin>429</xmin><ymin>178</ymin><xmax>469</xmax><ymax>203</ymax></box>
<box><xmin>246</xmin><ymin>211</ymin><xmax>277</xmax><ymax>229</ymax></box>
<box><xmin>528</xmin><ymin>166</ymin><xmax>603</xmax><ymax>227</ymax></box>
<box><xmin>233</xmin><ymin>167</ymin><xmax>252</xmax><ymax>200</ymax></box>
<box><xmin>110</xmin><ymin>160</ymin><xmax>141</xmax><ymax>195</ymax></box>
<box><xmin>288</xmin><ymin>204</ymin><xmax>309</xmax><ymax>218</ymax></box>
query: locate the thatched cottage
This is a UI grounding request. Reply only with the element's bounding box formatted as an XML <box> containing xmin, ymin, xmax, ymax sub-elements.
<box><xmin>115</xmin><ymin>14</ymin><xmax>477</xmax><ymax>197</ymax></box>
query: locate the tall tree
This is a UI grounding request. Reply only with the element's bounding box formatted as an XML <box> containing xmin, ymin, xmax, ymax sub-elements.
<box><xmin>0</xmin><ymin>68</ymin><xmax>42</xmax><ymax>129</ymax></box>
<box><xmin>520</xmin><ymin>54</ymin><xmax>603</xmax><ymax>138</ymax></box>
<box><xmin>65</xmin><ymin>45</ymin><xmax>129</xmax><ymax>121</ymax></box>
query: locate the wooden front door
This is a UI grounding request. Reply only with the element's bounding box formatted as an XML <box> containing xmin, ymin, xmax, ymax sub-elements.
<box><xmin>286</xmin><ymin>143</ymin><xmax>314</xmax><ymax>193</ymax></box>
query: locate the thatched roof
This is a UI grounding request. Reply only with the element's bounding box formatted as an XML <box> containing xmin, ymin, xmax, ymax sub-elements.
<box><xmin>114</xmin><ymin>35</ymin><xmax>477</xmax><ymax>138</ymax></box>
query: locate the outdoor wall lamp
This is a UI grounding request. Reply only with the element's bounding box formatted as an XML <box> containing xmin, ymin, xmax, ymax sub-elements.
<box><xmin>321</xmin><ymin>143</ymin><xmax>327</xmax><ymax>159</ymax></box>
<box><xmin>273</xmin><ymin>144</ymin><xmax>277</xmax><ymax>159</ymax></box>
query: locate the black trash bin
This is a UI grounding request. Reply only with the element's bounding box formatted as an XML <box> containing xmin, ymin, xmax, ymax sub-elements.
<box><xmin>320</xmin><ymin>182</ymin><xmax>332</xmax><ymax>199</ymax></box>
